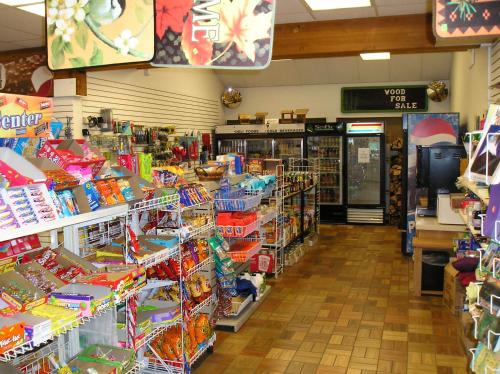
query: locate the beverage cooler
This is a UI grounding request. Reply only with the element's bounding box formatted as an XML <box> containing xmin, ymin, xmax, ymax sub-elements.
<box><xmin>306</xmin><ymin>122</ymin><xmax>346</xmax><ymax>223</ymax></box>
<box><xmin>214</xmin><ymin>123</ymin><xmax>306</xmax><ymax>165</ymax></box>
<box><xmin>345</xmin><ymin>122</ymin><xmax>386</xmax><ymax>224</ymax></box>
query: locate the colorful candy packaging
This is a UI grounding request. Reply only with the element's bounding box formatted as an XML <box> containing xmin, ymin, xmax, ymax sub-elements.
<box><xmin>118</xmin><ymin>179</ymin><xmax>135</xmax><ymax>201</ymax></box>
<box><xmin>81</xmin><ymin>182</ymin><xmax>101</xmax><ymax>211</ymax></box>
<box><xmin>107</xmin><ymin>178</ymin><xmax>125</xmax><ymax>203</ymax></box>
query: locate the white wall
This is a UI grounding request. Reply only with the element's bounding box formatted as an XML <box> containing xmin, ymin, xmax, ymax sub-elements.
<box><xmin>450</xmin><ymin>48</ymin><xmax>489</xmax><ymax>131</ymax></box>
<box><xmin>54</xmin><ymin>67</ymin><xmax>224</xmax><ymax>139</ymax></box>
<box><xmin>223</xmin><ymin>81</ymin><xmax>451</xmax><ymax>121</ymax></box>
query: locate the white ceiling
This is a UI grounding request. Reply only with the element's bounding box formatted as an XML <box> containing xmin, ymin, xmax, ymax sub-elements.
<box><xmin>215</xmin><ymin>53</ymin><xmax>452</xmax><ymax>87</ymax></box>
<box><xmin>0</xmin><ymin>0</ymin><xmax>433</xmax><ymax>52</ymax></box>
<box><xmin>0</xmin><ymin>4</ymin><xmax>45</xmax><ymax>52</ymax></box>
<box><xmin>276</xmin><ymin>0</ymin><xmax>432</xmax><ymax>23</ymax></box>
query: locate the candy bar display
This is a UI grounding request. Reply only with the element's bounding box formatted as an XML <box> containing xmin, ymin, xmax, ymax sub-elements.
<box><xmin>0</xmin><ymin>270</ymin><xmax>47</xmax><ymax>312</ymax></box>
<box><xmin>178</xmin><ymin>184</ymin><xmax>212</xmax><ymax>208</ymax></box>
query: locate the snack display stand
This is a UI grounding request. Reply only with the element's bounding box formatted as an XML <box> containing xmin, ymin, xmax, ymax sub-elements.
<box><xmin>282</xmin><ymin>159</ymin><xmax>320</xmax><ymax>266</ymax></box>
<box><xmin>449</xmin><ymin>113</ymin><xmax>500</xmax><ymax>373</ymax></box>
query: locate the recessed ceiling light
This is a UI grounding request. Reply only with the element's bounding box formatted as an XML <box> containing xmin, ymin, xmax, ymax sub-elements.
<box><xmin>304</xmin><ymin>0</ymin><xmax>371</xmax><ymax>11</ymax></box>
<box><xmin>360</xmin><ymin>52</ymin><xmax>391</xmax><ymax>61</ymax></box>
<box><xmin>17</xmin><ymin>2</ymin><xmax>44</xmax><ymax>16</ymax></box>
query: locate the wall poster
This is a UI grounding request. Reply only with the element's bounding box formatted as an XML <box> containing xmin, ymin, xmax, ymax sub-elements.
<box><xmin>403</xmin><ymin>113</ymin><xmax>459</xmax><ymax>254</ymax></box>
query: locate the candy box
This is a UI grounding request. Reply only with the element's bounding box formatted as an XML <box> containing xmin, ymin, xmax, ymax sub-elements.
<box><xmin>27</xmin><ymin>158</ymin><xmax>79</xmax><ymax>191</ymax></box>
<box><xmin>0</xmin><ymin>258</ymin><xmax>16</xmax><ymax>275</ymax></box>
<box><xmin>0</xmin><ymin>270</ymin><xmax>47</xmax><ymax>312</ymax></box>
<box><xmin>29</xmin><ymin>304</ymin><xmax>79</xmax><ymax>334</ymax></box>
<box><xmin>136</xmin><ymin>301</ymin><xmax>181</xmax><ymax>326</ymax></box>
<box><xmin>11</xmin><ymin>313</ymin><xmax>52</xmax><ymax>346</ymax></box>
<box><xmin>17</xmin><ymin>262</ymin><xmax>66</xmax><ymax>294</ymax></box>
<box><xmin>0</xmin><ymin>316</ymin><xmax>24</xmax><ymax>354</ymax></box>
<box><xmin>77</xmin><ymin>344</ymin><xmax>135</xmax><ymax>374</ymax></box>
<box><xmin>67</xmin><ymin>358</ymin><xmax>117</xmax><ymax>374</ymax></box>
<box><xmin>49</xmin><ymin>284</ymin><xmax>113</xmax><ymax>318</ymax></box>
<box><xmin>0</xmin><ymin>234</ymin><xmax>41</xmax><ymax>259</ymax></box>
<box><xmin>0</xmin><ymin>147</ymin><xmax>46</xmax><ymax>186</ymax></box>
<box><xmin>37</xmin><ymin>140</ymin><xmax>105</xmax><ymax>179</ymax></box>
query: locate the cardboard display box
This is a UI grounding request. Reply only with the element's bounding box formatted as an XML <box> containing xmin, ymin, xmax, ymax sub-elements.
<box><xmin>443</xmin><ymin>258</ymin><xmax>466</xmax><ymax>316</ymax></box>
<box><xmin>27</xmin><ymin>157</ymin><xmax>79</xmax><ymax>191</ymax></box>
<box><xmin>0</xmin><ymin>270</ymin><xmax>47</xmax><ymax>312</ymax></box>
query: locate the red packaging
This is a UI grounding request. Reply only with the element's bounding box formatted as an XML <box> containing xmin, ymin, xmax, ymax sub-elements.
<box><xmin>250</xmin><ymin>254</ymin><xmax>275</xmax><ymax>273</ymax></box>
<box><xmin>15</xmin><ymin>97</ymin><xmax>28</xmax><ymax>110</ymax></box>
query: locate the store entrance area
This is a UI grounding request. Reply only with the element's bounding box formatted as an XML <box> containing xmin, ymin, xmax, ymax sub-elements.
<box><xmin>196</xmin><ymin>225</ymin><xmax>466</xmax><ymax>374</ymax></box>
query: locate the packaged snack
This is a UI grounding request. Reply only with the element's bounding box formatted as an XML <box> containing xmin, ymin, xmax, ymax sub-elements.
<box><xmin>117</xmin><ymin>179</ymin><xmax>135</xmax><ymax>201</ymax></box>
<box><xmin>81</xmin><ymin>181</ymin><xmax>101</xmax><ymax>211</ymax></box>
<box><xmin>107</xmin><ymin>178</ymin><xmax>125</xmax><ymax>203</ymax></box>
<box><xmin>95</xmin><ymin>180</ymin><xmax>118</xmax><ymax>206</ymax></box>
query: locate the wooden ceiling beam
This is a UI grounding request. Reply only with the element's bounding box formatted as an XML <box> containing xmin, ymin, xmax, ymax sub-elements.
<box><xmin>272</xmin><ymin>13</ymin><xmax>476</xmax><ymax>60</ymax></box>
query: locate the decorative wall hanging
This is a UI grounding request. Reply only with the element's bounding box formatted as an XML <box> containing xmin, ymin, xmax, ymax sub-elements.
<box><xmin>0</xmin><ymin>52</ymin><xmax>53</xmax><ymax>97</ymax></box>
<box><xmin>434</xmin><ymin>0</ymin><xmax>500</xmax><ymax>39</ymax></box>
<box><xmin>152</xmin><ymin>0</ymin><xmax>276</xmax><ymax>69</ymax></box>
<box><xmin>46</xmin><ymin>0</ymin><xmax>155</xmax><ymax>70</ymax></box>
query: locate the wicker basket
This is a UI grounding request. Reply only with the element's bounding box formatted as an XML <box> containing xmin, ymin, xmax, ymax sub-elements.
<box><xmin>195</xmin><ymin>165</ymin><xmax>226</xmax><ymax>181</ymax></box>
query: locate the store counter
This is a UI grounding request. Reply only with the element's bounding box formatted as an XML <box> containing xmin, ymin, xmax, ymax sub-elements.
<box><xmin>413</xmin><ymin>216</ymin><xmax>466</xmax><ymax>297</ymax></box>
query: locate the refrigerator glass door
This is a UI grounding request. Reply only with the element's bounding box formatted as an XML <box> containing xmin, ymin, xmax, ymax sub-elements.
<box><xmin>246</xmin><ymin>139</ymin><xmax>273</xmax><ymax>159</ymax></box>
<box><xmin>308</xmin><ymin>136</ymin><xmax>343</xmax><ymax>205</ymax></box>
<box><xmin>347</xmin><ymin>136</ymin><xmax>382</xmax><ymax>205</ymax></box>
<box><xmin>218</xmin><ymin>139</ymin><xmax>245</xmax><ymax>154</ymax></box>
<box><xmin>274</xmin><ymin>138</ymin><xmax>303</xmax><ymax>162</ymax></box>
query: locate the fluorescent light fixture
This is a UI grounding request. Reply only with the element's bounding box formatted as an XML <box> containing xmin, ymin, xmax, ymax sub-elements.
<box><xmin>18</xmin><ymin>3</ymin><xmax>45</xmax><ymax>16</ymax></box>
<box><xmin>360</xmin><ymin>52</ymin><xmax>391</xmax><ymax>60</ymax></box>
<box><xmin>304</xmin><ymin>0</ymin><xmax>371</xmax><ymax>11</ymax></box>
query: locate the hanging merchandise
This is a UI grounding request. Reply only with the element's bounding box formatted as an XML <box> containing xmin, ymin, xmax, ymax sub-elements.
<box><xmin>138</xmin><ymin>153</ymin><xmax>153</xmax><ymax>182</ymax></box>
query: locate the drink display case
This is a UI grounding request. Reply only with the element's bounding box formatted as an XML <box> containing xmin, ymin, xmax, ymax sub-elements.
<box><xmin>306</xmin><ymin>123</ymin><xmax>346</xmax><ymax>223</ymax></box>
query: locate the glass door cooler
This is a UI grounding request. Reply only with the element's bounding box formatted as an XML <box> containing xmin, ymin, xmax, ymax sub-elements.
<box><xmin>306</xmin><ymin>122</ymin><xmax>346</xmax><ymax>223</ymax></box>
<box><xmin>345</xmin><ymin>122</ymin><xmax>385</xmax><ymax>224</ymax></box>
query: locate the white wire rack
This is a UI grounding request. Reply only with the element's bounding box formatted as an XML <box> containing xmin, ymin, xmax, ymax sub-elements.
<box><xmin>188</xmin><ymin>294</ymin><xmax>217</xmax><ymax>318</ymax></box>
<box><xmin>135</xmin><ymin>317</ymin><xmax>182</xmax><ymax>351</ymax></box>
<box><xmin>129</xmin><ymin>194</ymin><xmax>180</xmax><ymax>214</ymax></box>
<box><xmin>136</xmin><ymin>246</ymin><xmax>180</xmax><ymax>269</ymax></box>
<box><xmin>185</xmin><ymin>257</ymin><xmax>214</xmax><ymax>278</ymax></box>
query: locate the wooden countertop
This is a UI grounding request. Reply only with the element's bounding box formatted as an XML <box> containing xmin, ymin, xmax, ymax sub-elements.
<box><xmin>416</xmin><ymin>215</ymin><xmax>466</xmax><ymax>232</ymax></box>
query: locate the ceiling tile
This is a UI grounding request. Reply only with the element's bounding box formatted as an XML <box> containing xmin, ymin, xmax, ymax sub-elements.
<box><xmin>312</xmin><ymin>7</ymin><xmax>377</xmax><ymax>21</ymax></box>
<box><xmin>15</xmin><ymin>38</ymin><xmax>44</xmax><ymax>48</ymax></box>
<box><xmin>276</xmin><ymin>12</ymin><xmax>315</xmax><ymax>23</ymax></box>
<box><xmin>374</xmin><ymin>0</ymin><xmax>430</xmax><ymax>5</ymax></box>
<box><xmin>293</xmin><ymin>58</ymin><xmax>330</xmax><ymax>85</ymax></box>
<box><xmin>0</xmin><ymin>26</ymin><xmax>40</xmax><ymax>42</ymax></box>
<box><xmin>0</xmin><ymin>41</ymin><xmax>24</xmax><ymax>51</ymax></box>
<box><xmin>276</xmin><ymin>0</ymin><xmax>309</xmax><ymax>14</ymax></box>
<box><xmin>357</xmin><ymin>59</ymin><xmax>391</xmax><ymax>82</ymax></box>
<box><xmin>389</xmin><ymin>54</ymin><xmax>423</xmax><ymax>81</ymax></box>
<box><xmin>0</xmin><ymin>6</ymin><xmax>43</xmax><ymax>37</ymax></box>
<box><xmin>376</xmin><ymin>3</ymin><xmax>431</xmax><ymax>16</ymax></box>
<box><xmin>325</xmin><ymin>56</ymin><xmax>360</xmax><ymax>83</ymax></box>
<box><xmin>421</xmin><ymin>53</ymin><xmax>453</xmax><ymax>81</ymax></box>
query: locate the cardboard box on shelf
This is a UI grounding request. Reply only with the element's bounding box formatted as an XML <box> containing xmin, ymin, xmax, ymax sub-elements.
<box><xmin>0</xmin><ymin>270</ymin><xmax>47</xmax><ymax>312</ymax></box>
<box><xmin>27</xmin><ymin>157</ymin><xmax>79</xmax><ymax>191</ymax></box>
<box><xmin>0</xmin><ymin>147</ymin><xmax>46</xmax><ymax>186</ymax></box>
<box><xmin>443</xmin><ymin>258</ymin><xmax>466</xmax><ymax>316</ymax></box>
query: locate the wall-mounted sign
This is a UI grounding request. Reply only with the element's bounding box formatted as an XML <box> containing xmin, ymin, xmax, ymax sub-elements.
<box><xmin>0</xmin><ymin>94</ymin><xmax>53</xmax><ymax>138</ymax></box>
<box><xmin>152</xmin><ymin>0</ymin><xmax>276</xmax><ymax>69</ymax></box>
<box><xmin>346</xmin><ymin>122</ymin><xmax>384</xmax><ymax>134</ymax></box>
<box><xmin>46</xmin><ymin>1</ymin><xmax>155</xmax><ymax>70</ymax></box>
<box><xmin>215</xmin><ymin>123</ymin><xmax>305</xmax><ymax>135</ymax></box>
<box><xmin>434</xmin><ymin>0</ymin><xmax>500</xmax><ymax>39</ymax></box>
<box><xmin>0</xmin><ymin>53</ymin><xmax>53</xmax><ymax>97</ymax></box>
<box><xmin>341</xmin><ymin>86</ymin><xmax>428</xmax><ymax>113</ymax></box>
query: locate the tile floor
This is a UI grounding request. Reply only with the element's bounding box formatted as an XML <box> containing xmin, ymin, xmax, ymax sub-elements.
<box><xmin>195</xmin><ymin>225</ymin><xmax>468</xmax><ymax>374</ymax></box>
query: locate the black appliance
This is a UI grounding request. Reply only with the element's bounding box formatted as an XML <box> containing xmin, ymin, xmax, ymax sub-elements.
<box><xmin>416</xmin><ymin>145</ymin><xmax>466</xmax><ymax>216</ymax></box>
<box><xmin>306</xmin><ymin>122</ymin><xmax>346</xmax><ymax>223</ymax></box>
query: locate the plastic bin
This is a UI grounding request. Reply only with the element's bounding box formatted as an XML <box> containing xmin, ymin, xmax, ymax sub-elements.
<box><xmin>422</xmin><ymin>251</ymin><xmax>450</xmax><ymax>291</ymax></box>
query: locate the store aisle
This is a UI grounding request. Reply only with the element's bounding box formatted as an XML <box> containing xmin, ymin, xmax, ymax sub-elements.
<box><xmin>196</xmin><ymin>225</ymin><xmax>467</xmax><ymax>374</ymax></box>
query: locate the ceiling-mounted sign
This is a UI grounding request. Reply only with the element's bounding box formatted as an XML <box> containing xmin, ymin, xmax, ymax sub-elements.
<box><xmin>341</xmin><ymin>86</ymin><xmax>428</xmax><ymax>113</ymax></box>
<box><xmin>46</xmin><ymin>0</ymin><xmax>155</xmax><ymax>70</ymax></box>
<box><xmin>0</xmin><ymin>94</ymin><xmax>53</xmax><ymax>138</ymax></box>
<box><xmin>434</xmin><ymin>0</ymin><xmax>500</xmax><ymax>39</ymax></box>
<box><xmin>152</xmin><ymin>0</ymin><xmax>276</xmax><ymax>69</ymax></box>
